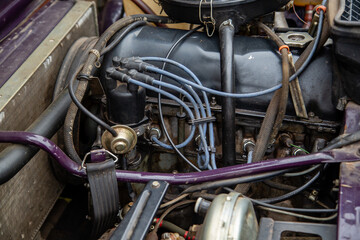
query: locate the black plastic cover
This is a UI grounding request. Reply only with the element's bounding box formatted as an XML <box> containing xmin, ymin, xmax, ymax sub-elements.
<box><xmin>101</xmin><ymin>26</ymin><xmax>338</xmax><ymax>121</ymax></box>
<box><xmin>159</xmin><ymin>0</ymin><xmax>289</xmax><ymax>31</ymax></box>
<box><xmin>331</xmin><ymin>0</ymin><xmax>360</xmax><ymax>104</ymax></box>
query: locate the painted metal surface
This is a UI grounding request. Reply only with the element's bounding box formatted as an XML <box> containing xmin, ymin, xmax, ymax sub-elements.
<box><xmin>0</xmin><ymin>131</ymin><xmax>359</xmax><ymax>185</ymax></box>
<box><xmin>338</xmin><ymin>102</ymin><xmax>360</xmax><ymax>240</ymax></box>
<box><xmin>0</xmin><ymin>0</ymin><xmax>41</xmax><ymax>40</ymax></box>
<box><xmin>257</xmin><ymin>218</ymin><xmax>336</xmax><ymax>240</ymax></box>
<box><xmin>0</xmin><ymin>2</ymin><xmax>98</xmax><ymax>239</ymax></box>
<box><xmin>99</xmin><ymin>0</ymin><xmax>123</xmax><ymax>33</ymax></box>
<box><xmin>0</xmin><ymin>0</ymin><xmax>74</xmax><ymax>87</ymax></box>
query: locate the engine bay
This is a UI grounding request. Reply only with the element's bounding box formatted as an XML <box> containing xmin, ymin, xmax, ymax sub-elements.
<box><xmin>1</xmin><ymin>0</ymin><xmax>360</xmax><ymax>239</ymax></box>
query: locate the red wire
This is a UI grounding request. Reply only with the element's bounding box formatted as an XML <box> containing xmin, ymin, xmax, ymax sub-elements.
<box><xmin>293</xmin><ymin>4</ymin><xmax>309</xmax><ymax>26</ymax></box>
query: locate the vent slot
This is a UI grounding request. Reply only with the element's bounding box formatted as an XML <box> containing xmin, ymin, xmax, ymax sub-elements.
<box><xmin>341</xmin><ymin>0</ymin><xmax>360</xmax><ymax>22</ymax></box>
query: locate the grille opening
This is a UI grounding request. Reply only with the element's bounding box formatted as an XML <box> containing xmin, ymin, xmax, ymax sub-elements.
<box><xmin>341</xmin><ymin>0</ymin><xmax>360</xmax><ymax>22</ymax></box>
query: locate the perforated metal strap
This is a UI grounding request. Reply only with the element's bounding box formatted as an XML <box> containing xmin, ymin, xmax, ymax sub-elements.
<box><xmin>86</xmin><ymin>159</ymin><xmax>119</xmax><ymax>239</ymax></box>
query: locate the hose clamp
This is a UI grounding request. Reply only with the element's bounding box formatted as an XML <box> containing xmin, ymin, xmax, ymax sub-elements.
<box><xmin>89</xmin><ymin>49</ymin><xmax>101</xmax><ymax>68</ymax></box>
<box><xmin>199</xmin><ymin>0</ymin><xmax>216</xmax><ymax>37</ymax></box>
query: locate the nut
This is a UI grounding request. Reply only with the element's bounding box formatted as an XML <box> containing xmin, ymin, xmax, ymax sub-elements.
<box><xmin>152</xmin><ymin>181</ymin><xmax>160</xmax><ymax>188</ymax></box>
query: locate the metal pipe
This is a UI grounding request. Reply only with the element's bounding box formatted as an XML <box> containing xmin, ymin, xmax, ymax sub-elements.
<box><xmin>0</xmin><ymin>89</ymin><xmax>72</xmax><ymax>184</ymax></box>
<box><xmin>0</xmin><ymin>131</ymin><xmax>358</xmax><ymax>185</ymax></box>
<box><xmin>219</xmin><ymin>19</ymin><xmax>236</xmax><ymax>166</ymax></box>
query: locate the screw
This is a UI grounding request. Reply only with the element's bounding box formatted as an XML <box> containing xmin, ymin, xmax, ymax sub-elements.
<box><xmin>308</xmin><ymin>112</ymin><xmax>315</xmax><ymax>118</ymax></box>
<box><xmin>152</xmin><ymin>181</ymin><xmax>160</xmax><ymax>188</ymax></box>
<box><xmin>211</xmin><ymin>97</ymin><xmax>217</xmax><ymax>107</ymax></box>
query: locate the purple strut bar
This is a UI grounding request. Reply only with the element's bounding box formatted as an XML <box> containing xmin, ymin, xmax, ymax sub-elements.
<box><xmin>0</xmin><ymin>131</ymin><xmax>359</xmax><ymax>185</ymax></box>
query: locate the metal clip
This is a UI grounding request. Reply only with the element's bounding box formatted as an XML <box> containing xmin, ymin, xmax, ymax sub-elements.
<box><xmin>89</xmin><ymin>49</ymin><xmax>101</xmax><ymax>68</ymax></box>
<box><xmin>81</xmin><ymin>149</ymin><xmax>118</xmax><ymax>169</ymax></box>
<box><xmin>188</xmin><ymin>116</ymin><xmax>216</xmax><ymax>125</ymax></box>
<box><xmin>199</xmin><ymin>0</ymin><xmax>216</xmax><ymax>37</ymax></box>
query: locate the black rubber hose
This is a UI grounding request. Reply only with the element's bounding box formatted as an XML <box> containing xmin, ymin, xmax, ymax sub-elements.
<box><xmin>223</xmin><ymin>187</ymin><xmax>337</xmax><ymax>214</ymax></box>
<box><xmin>101</xmin><ymin>20</ymin><xmax>147</xmax><ymax>56</ymax></box>
<box><xmin>263</xmin><ymin>180</ymin><xmax>297</xmax><ymax>191</ymax></box>
<box><xmin>0</xmin><ymin>88</ymin><xmax>73</xmax><ymax>185</ymax></box>
<box><xmin>257</xmin><ymin>171</ymin><xmax>321</xmax><ymax>204</ymax></box>
<box><xmin>219</xmin><ymin>20</ymin><xmax>236</xmax><ymax>166</ymax></box>
<box><xmin>160</xmin><ymin>220</ymin><xmax>187</xmax><ymax>236</ymax></box>
<box><xmin>53</xmin><ymin>37</ymin><xmax>88</xmax><ymax>99</ymax></box>
<box><xmin>181</xmin><ymin>169</ymin><xmax>288</xmax><ymax>194</ymax></box>
<box><xmin>190</xmin><ymin>192</ymin><xmax>216</xmax><ymax>201</ymax></box>
<box><xmin>76</xmin><ymin>15</ymin><xmax>176</xmax><ymax>137</ymax></box>
<box><xmin>130</xmin><ymin>0</ymin><xmax>167</xmax><ymax>27</ymax></box>
<box><xmin>252</xmin><ymin>23</ymin><xmax>290</xmax><ymax>163</ymax></box>
<box><xmin>322</xmin><ymin>131</ymin><xmax>360</xmax><ymax>151</ymax></box>
<box><xmin>251</xmin><ymin>91</ymin><xmax>280</xmax><ymax>162</ymax></box>
<box><xmin>63</xmin><ymin>38</ymin><xmax>97</xmax><ymax>164</ymax></box>
<box><xmin>65</xmin><ymin>70</ymin><xmax>87</xmax><ymax>164</ymax></box>
<box><xmin>270</xmin><ymin>48</ymin><xmax>290</xmax><ymax>142</ymax></box>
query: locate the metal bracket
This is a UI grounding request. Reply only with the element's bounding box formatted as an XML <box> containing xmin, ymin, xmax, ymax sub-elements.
<box><xmin>110</xmin><ymin>180</ymin><xmax>169</xmax><ymax>240</ymax></box>
<box><xmin>288</xmin><ymin>54</ymin><xmax>308</xmax><ymax>119</ymax></box>
<box><xmin>257</xmin><ymin>218</ymin><xmax>336</xmax><ymax>240</ymax></box>
<box><xmin>188</xmin><ymin>116</ymin><xmax>216</xmax><ymax>125</ymax></box>
<box><xmin>199</xmin><ymin>0</ymin><xmax>216</xmax><ymax>37</ymax></box>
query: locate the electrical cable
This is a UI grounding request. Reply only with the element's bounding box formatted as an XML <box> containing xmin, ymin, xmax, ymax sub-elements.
<box><xmin>148</xmin><ymin>79</ymin><xmax>211</xmax><ymax>168</ymax></box>
<box><xmin>223</xmin><ymin>187</ymin><xmax>337</xmax><ymax>213</ymax></box>
<box><xmin>72</xmin><ymin>15</ymin><xmax>177</xmax><ymax>138</ymax></box>
<box><xmin>160</xmin><ymin>194</ymin><xmax>189</xmax><ymax>209</ymax></box>
<box><xmin>123</xmin><ymin>77</ymin><xmax>201</xmax><ymax>172</ymax></box>
<box><xmin>182</xmin><ymin>169</ymin><xmax>289</xmax><ymax>194</ymax></box>
<box><xmin>322</xmin><ymin>130</ymin><xmax>360</xmax><ymax>151</ymax></box>
<box><xmin>69</xmin><ymin>70</ymin><xmax>117</xmax><ymax>136</ymax></box>
<box><xmin>148</xmin><ymin>26</ymin><xmax>212</xmax><ymax>170</ymax></box>
<box><xmin>141</xmin><ymin>56</ymin><xmax>217</xmax><ymax>169</ymax></box>
<box><xmin>141</xmin><ymin>6</ymin><xmax>326</xmax><ymax>99</ymax></box>
<box><xmin>284</xmin><ymin>165</ymin><xmax>321</xmax><ymax>177</ymax></box>
<box><xmin>257</xmin><ymin>206</ymin><xmax>338</xmax><ymax>221</ymax></box>
<box><xmin>101</xmin><ymin>20</ymin><xmax>147</xmax><ymax>56</ymax></box>
<box><xmin>293</xmin><ymin>4</ymin><xmax>309</xmax><ymax>26</ymax></box>
<box><xmin>153</xmin><ymin>200</ymin><xmax>195</xmax><ymax>233</ymax></box>
<box><xmin>256</xmin><ymin>171</ymin><xmax>321</xmax><ymax>204</ymax></box>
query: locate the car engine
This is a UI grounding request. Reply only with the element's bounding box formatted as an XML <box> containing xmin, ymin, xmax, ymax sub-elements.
<box><xmin>1</xmin><ymin>0</ymin><xmax>360</xmax><ymax>239</ymax></box>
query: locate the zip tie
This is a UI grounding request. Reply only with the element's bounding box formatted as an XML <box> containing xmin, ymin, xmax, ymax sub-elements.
<box><xmin>279</xmin><ymin>45</ymin><xmax>290</xmax><ymax>53</ymax></box>
<box><xmin>316</xmin><ymin>5</ymin><xmax>326</xmax><ymax>14</ymax></box>
<box><xmin>89</xmin><ymin>49</ymin><xmax>101</xmax><ymax>68</ymax></box>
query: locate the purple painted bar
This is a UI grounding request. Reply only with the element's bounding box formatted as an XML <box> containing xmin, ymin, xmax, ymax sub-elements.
<box><xmin>338</xmin><ymin>102</ymin><xmax>360</xmax><ymax>240</ymax></box>
<box><xmin>0</xmin><ymin>0</ymin><xmax>74</xmax><ymax>87</ymax></box>
<box><xmin>0</xmin><ymin>131</ymin><xmax>359</xmax><ymax>185</ymax></box>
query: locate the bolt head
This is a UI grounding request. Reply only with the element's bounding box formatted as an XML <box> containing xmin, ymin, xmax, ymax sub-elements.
<box><xmin>152</xmin><ymin>181</ymin><xmax>160</xmax><ymax>188</ymax></box>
